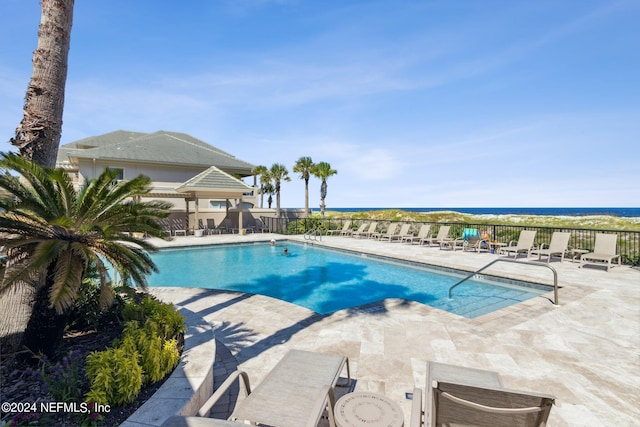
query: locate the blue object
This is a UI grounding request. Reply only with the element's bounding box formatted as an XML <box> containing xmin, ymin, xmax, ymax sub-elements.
<box><xmin>149</xmin><ymin>242</ymin><xmax>547</xmax><ymax>318</ymax></box>
<box><xmin>461</xmin><ymin>228</ymin><xmax>479</xmax><ymax>240</ymax></box>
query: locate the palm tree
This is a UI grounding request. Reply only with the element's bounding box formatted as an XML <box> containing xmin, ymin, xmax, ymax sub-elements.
<box><xmin>264</xmin><ymin>182</ymin><xmax>275</xmax><ymax>208</ymax></box>
<box><xmin>293</xmin><ymin>157</ymin><xmax>315</xmax><ymax>217</ymax></box>
<box><xmin>311</xmin><ymin>162</ymin><xmax>338</xmax><ymax>218</ymax></box>
<box><xmin>1</xmin><ymin>0</ymin><xmax>75</xmax><ymax>356</ymax></box>
<box><xmin>269</xmin><ymin>163</ymin><xmax>291</xmax><ymax>218</ymax></box>
<box><xmin>0</xmin><ymin>153</ymin><xmax>171</xmax><ymax>356</ymax></box>
<box><xmin>252</xmin><ymin>165</ymin><xmax>271</xmax><ymax>208</ymax></box>
<box><xmin>11</xmin><ymin>0</ymin><xmax>74</xmax><ymax>167</ymax></box>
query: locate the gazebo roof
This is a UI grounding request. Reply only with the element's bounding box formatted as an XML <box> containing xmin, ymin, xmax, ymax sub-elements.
<box><xmin>175</xmin><ymin>166</ymin><xmax>253</xmax><ymax>197</ymax></box>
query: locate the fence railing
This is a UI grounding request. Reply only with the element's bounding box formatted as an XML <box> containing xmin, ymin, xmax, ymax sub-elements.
<box><xmin>261</xmin><ymin>216</ymin><xmax>640</xmax><ymax>266</ymax></box>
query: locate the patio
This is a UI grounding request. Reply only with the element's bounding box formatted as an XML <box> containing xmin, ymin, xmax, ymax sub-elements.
<box><xmin>123</xmin><ymin>233</ymin><xmax>640</xmax><ymax>426</ymax></box>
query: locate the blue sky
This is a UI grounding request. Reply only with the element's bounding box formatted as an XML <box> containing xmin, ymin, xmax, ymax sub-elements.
<box><xmin>1</xmin><ymin>0</ymin><xmax>638</xmax><ymax>208</ymax></box>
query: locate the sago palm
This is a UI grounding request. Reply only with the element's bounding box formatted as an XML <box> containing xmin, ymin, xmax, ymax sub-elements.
<box><xmin>0</xmin><ymin>153</ymin><xmax>171</xmax><ymax>356</ymax></box>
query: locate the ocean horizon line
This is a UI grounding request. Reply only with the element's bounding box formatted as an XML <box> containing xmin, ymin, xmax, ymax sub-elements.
<box><xmin>304</xmin><ymin>207</ymin><xmax>640</xmax><ymax>218</ymax></box>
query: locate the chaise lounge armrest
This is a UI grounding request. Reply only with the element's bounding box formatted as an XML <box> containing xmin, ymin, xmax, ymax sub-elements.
<box><xmin>410</xmin><ymin>387</ymin><xmax>423</xmax><ymax>427</ymax></box>
<box><xmin>197</xmin><ymin>370</ymin><xmax>251</xmax><ymax>417</ymax></box>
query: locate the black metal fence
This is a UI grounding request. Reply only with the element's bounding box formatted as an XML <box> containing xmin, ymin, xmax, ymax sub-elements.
<box><xmin>261</xmin><ymin>216</ymin><xmax>640</xmax><ymax>266</ymax></box>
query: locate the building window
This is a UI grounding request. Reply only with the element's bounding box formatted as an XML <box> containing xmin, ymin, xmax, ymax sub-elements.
<box><xmin>108</xmin><ymin>167</ymin><xmax>124</xmax><ymax>180</ymax></box>
<box><xmin>209</xmin><ymin>200</ymin><xmax>228</xmax><ymax>209</ymax></box>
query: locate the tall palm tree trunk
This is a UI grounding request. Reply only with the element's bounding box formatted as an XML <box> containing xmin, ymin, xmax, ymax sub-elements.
<box><xmin>0</xmin><ymin>278</ymin><xmax>35</xmax><ymax>353</ymax></box>
<box><xmin>304</xmin><ymin>178</ymin><xmax>310</xmax><ymax>217</ymax></box>
<box><xmin>0</xmin><ymin>251</ymin><xmax>38</xmax><ymax>353</ymax></box>
<box><xmin>1</xmin><ymin>0</ymin><xmax>74</xmax><ymax>355</ymax></box>
<box><xmin>276</xmin><ymin>183</ymin><xmax>281</xmax><ymax>218</ymax></box>
<box><xmin>11</xmin><ymin>0</ymin><xmax>74</xmax><ymax>167</ymax></box>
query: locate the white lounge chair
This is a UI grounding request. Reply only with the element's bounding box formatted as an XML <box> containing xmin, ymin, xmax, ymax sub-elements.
<box><xmin>530</xmin><ymin>232</ymin><xmax>571</xmax><ymax>263</ymax></box>
<box><xmin>421</xmin><ymin>225</ymin><xmax>451</xmax><ymax>247</ymax></box>
<box><xmin>347</xmin><ymin>222</ymin><xmax>368</xmax><ymax>237</ymax></box>
<box><xmin>410</xmin><ymin>361</ymin><xmax>555</xmax><ymax>427</ymax></box>
<box><xmin>389</xmin><ymin>223</ymin><xmax>412</xmax><ymax>242</ymax></box>
<box><xmin>353</xmin><ymin>222</ymin><xmax>378</xmax><ymax>239</ymax></box>
<box><xmin>403</xmin><ymin>224</ymin><xmax>431</xmax><ymax>244</ymax></box>
<box><xmin>166</xmin><ymin>349</ymin><xmax>350</xmax><ymax>427</ymax></box>
<box><xmin>327</xmin><ymin>220</ymin><xmax>351</xmax><ymax>235</ymax></box>
<box><xmin>374</xmin><ymin>223</ymin><xmax>399</xmax><ymax>241</ymax></box>
<box><xmin>500</xmin><ymin>230</ymin><xmax>537</xmax><ymax>259</ymax></box>
<box><xmin>580</xmin><ymin>233</ymin><xmax>621</xmax><ymax>271</ymax></box>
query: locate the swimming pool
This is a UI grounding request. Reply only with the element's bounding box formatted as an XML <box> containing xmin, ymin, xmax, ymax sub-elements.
<box><xmin>148</xmin><ymin>242</ymin><xmax>551</xmax><ymax>318</ymax></box>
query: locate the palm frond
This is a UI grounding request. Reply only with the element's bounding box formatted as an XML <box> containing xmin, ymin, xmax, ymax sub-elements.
<box><xmin>49</xmin><ymin>246</ymin><xmax>86</xmax><ymax>313</ymax></box>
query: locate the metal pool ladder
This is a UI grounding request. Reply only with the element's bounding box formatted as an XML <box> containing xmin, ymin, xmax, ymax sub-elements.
<box><xmin>303</xmin><ymin>227</ymin><xmax>322</xmax><ymax>241</ymax></box>
<box><xmin>448</xmin><ymin>259</ymin><xmax>559</xmax><ymax>305</ymax></box>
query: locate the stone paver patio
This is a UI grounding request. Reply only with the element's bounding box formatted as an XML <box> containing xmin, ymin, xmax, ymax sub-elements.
<box><xmin>125</xmin><ymin>232</ymin><xmax>639</xmax><ymax>426</ymax></box>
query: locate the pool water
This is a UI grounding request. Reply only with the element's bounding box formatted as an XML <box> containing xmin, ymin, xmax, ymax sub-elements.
<box><xmin>148</xmin><ymin>242</ymin><xmax>549</xmax><ymax>318</ymax></box>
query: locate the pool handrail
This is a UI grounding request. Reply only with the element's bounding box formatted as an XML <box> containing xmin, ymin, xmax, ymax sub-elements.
<box><xmin>448</xmin><ymin>259</ymin><xmax>559</xmax><ymax>305</ymax></box>
<box><xmin>304</xmin><ymin>227</ymin><xmax>323</xmax><ymax>241</ymax></box>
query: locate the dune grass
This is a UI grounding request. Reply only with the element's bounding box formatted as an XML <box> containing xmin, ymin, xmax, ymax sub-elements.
<box><xmin>319</xmin><ymin>209</ymin><xmax>640</xmax><ymax>231</ymax></box>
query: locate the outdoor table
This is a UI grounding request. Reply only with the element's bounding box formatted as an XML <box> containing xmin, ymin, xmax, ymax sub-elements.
<box><xmin>568</xmin><ymin>248</ymin><xmax>590</xmax><ymax>263</ymax></box>
<box><xmin>335</xmin><ymin>391</ymin><xmax>404</xmax><ymax>427</ymax></box>
<box><xmin>489</xmin><ymin>242</ymin><xmax>507</xmax><ymax>254</ymax></box>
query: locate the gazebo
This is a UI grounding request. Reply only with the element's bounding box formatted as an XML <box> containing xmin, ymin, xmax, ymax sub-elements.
<box><xmin>175</xmin><ymin>166</ymin><xmax>254</xmax><ymax>233</ymax></box>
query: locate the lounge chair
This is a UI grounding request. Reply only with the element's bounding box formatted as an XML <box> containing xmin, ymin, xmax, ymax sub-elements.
<box><xmin>254</xmin><ymin>218</ymin><xmax>270</xmax><ymax>233</ymax></box>
<box><xmin>327</xmin><ymin>220</ymin><xmax>351</xmax><ymax>235</ymax></box>
<box><xmin>403</xmin><ymin>224</ymin><xmax>431</xmax><ymax>244</ymax></box>
<box><xmin>205</xmin><ymin>218</ymin><xmax>222</xmax><ymax>235</ymax></box>
<box><xmin>530</xmin><ymin>232</ymin><xmax>571</xmax><ymax>263</ymax></box>
<box><xmin>217</xmin><ymin>218</ymin><xmax>234</xmax><ymax>234</ymax></box>
<box><xmin>421</xmin><ymin>225</ymin><xmax>451</xmax><ymax>247</ymax></box>
<box><xmin>389</xmin><ymin>223</ymin><xmax>412</xmax><ymax>242</ymax></box>
<box><xmin>164</xmin><ymin>349</ymin><xmax>350</xmax><ymax>427</ymax></box>
<box><xmin>410</xmin><ymin>361</ymin><xmax>555</xmax><ymax>427</ymax></box>
<box><xmin>347</xmin><ymin>222</ymin><xmax>368</xmax><ymax>237</ymax></box>
<box><xmin>374</xmin><ymin>222</ymin><xmax>399</xmax><ymax>241</ymax></box>
<box><xmin>500</xmin><ymin>230</ymin><xmax>537</xmax><ymax>259</ymax></box>
<box><xmin>441</xmin><ymin>228</ymin><xmax>479</xmax><ymax>251</ymax></box>
<box><xmin>353</xmin><ymin>221</ymin><xmax>378</xmax><ymax>238</ymax></box>
<box><xmin>580</xmin><ymin>233</ymin><xmax>621</xmax><ymax>271</ymax></box>
<box><xmin>173</xmin><ymin>218</ymin><xmax>188</xmax><ymax>236</ymax></box>
<box><xmin>461</xmin><ymin>230</ymin><xmax>493</xmax><ymax>253</ymax></box>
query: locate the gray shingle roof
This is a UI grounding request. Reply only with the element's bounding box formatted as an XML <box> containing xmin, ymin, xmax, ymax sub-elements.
<box><xmin>175</xmin><ymin>166</ymin><xmax>253</xmax><ymax>194</ymax></box>
<box><xmin>59</xmin><ymin>130</ymin><xmax>255</xmax><ymax>175</ymax></box>
<box><xmin>57</xmin><ymin>130</ymin><xmax>145</xmax><ymax>163</ymax></box>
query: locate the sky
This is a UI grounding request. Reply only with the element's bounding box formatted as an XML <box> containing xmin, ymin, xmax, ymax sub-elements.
<box><xmin>1</xmin><ymin>0</ymin><xmax>639</xmax><ymax>209</ymax></box>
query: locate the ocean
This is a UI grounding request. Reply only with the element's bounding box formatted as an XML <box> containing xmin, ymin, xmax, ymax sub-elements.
<box><xmin>310</xmin><ymin>207</ymin><xmax>640</xmax><ymax>218</ymax></box>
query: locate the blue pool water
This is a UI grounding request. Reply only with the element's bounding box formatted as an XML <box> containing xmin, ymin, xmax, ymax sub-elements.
<box><xmin>148</xmin><ymin>242</ymin><xmax>550</xmax><ymax>318</ymax></box>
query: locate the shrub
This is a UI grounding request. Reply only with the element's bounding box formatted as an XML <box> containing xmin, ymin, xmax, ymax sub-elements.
<box><xmin>67</xmin><ymin>279</ymin><xmax>124</xmax><ymax>331</ymax></box>
<box><xmin>84</xmin><ymin>293</ymin><xmax>184</xmax><ymax>407</ymax></box>
<box><xmin>85</xmin><ymin>346</ymin><xmax>143</xmax><ymax>406</ymax></box>
<box><xmin>123</xmin><ymin>294</ymin><xmax>186</xmax><ymax>340</ymax></box>
<box><xmin>119</xmin><ymin>321</ymin><xmax>180</xmax><ymax>384</ymax></box>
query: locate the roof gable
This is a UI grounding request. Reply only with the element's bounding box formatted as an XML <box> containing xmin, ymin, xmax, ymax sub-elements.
<box><xmin>175</xmin><ymin>166</ymin><xmax>253</xmax><ymax>194</ymax></box>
